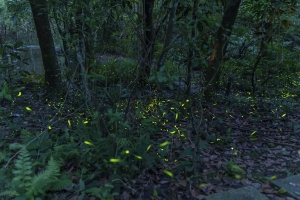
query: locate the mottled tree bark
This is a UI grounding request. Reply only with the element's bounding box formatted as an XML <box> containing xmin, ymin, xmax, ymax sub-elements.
<box><xmin>29</xmin><ymin>0</ymin><xmax>62</xmax><ymax>94</ymax></box>
<box><xmin>204</xmin><ymin>0</ymin><xmax>241</xmax><ymax>101</ymax></box>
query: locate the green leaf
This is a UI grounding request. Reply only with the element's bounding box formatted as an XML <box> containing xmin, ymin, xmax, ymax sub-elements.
<box><xmin>14</xmin><ymin>195</ymin><xmax>27</xmax><ymax>200</ymax></box>
<box><xmin>9</xmin><ymin>143</ymin><xmax>23</xmax><ymax>150</ymax></box>
<box><xmin>198</xmin><ymin>140</ymin><xmax>207</xmax><ymax>149</ymax></box>
<box><xmin>14</xmin><ymin>41</ymin><xmax>23</xmax><ymax>49</ymax></box>
<box><xmin>182</xmin><ymin>148</ymin><xmax>193</xmax><ymax>156</ymax></box>
<box><xmin>278</xmin><ymin>188</ymin><xmax>286</xmax><ymax>194</ymax></box>
<box><xmin>4</xmin><ymin>93</ymin><xmax>12</xmax><ymax>100</ymax></box>
<box><xmin>153</xmin><ymin>189</ymin><xmax>158</xmax><ymax>197</ymax></box>
<box><xmin>79</xmin><ymin>179</ymin><xmax>85</xmax><ymax>191</ymax></box>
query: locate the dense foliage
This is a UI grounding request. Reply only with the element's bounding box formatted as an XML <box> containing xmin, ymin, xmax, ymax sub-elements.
<box><xmin>0</xmin><ymin>0</ymin><xmax>300</xmax><ymax>199</ymax></box>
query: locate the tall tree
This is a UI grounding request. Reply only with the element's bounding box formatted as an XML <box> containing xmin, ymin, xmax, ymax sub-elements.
<box><xmin>139</xmin><ymin>0</ymin><xmax>155</xmax><ymax>84</ymax></box>
<box><xmin>204</xmin><ymin>0</ymin><xmax>241</xmax><ymax>101</ymax></box>
<box><xmin>185</xmin><ymin>0</ymin><xmax>199</xmax><ymax>97</ymax></box>
<box><xmin>29</xmin><ymin>0</ymin><xmax>62</xmax><ymax>94</ymax></box>
<box><xmin>157</xmin><ymin>0</ymin><xmax>179</xmax><ymax>70</ymax></box>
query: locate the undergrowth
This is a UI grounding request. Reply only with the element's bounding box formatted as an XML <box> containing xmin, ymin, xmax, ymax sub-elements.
<box><xmin>0</xmin><ymin>145</ymin><xmax>72</xmax><ymax>199</ymax></box>
<box><xmin>1</xmin><ymin>51</ymin><xmax>300</xmax><ymax>199</ymax></box>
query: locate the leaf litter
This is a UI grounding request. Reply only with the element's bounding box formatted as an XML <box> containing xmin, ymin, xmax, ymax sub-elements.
<box><xmin>125</xmin><ymin>95</ymin><xmax>300</xmax><ymax>199</ymax></box>
<box><xmin>2</xmin><ymin>88</ymin><xmax>300</xmax><ymax>199</ymax></box>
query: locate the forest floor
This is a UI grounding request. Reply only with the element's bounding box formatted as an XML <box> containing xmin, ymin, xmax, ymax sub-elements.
<box><xmin>1</xmin><ymin>82</ymin><xmax>300</xmax><ymax>199</ymax></box>
<box><xmin>124</xmin><ymin>92</ymin><xmax>300</xmax><ymax>199</ymax></box>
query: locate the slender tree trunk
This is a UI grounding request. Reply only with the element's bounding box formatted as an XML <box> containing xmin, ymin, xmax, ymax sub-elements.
<box><xmin>139</xmin><ymin>0</ymin><xmax>155</xmax><ymax>84</ymax></box>
<box><xmin>185</xmin><ymin>0</ymin><xmax>199</xmax><ymax>97</ymax></box>
<box><xmin>204</xmin><ymin>0</ymin><xmax>241</xmax><ymax>101</ymax></box>
<box><xmin>83</xmin><ymin>0</ymin><xmax>94</xmax><ymax>74</ymax></box>
<box><xmin>29</xmin><ymin>0</ymin><xmax>62</xmax><ymax>94</ymax></box>
<box><xmin>157</xmin><ymin>0</ymin><xmax>179</xmax><ymax>70</ymax></box>
<box><xmin>72</xmin><ymin>2</ymin><xmax>92</xmax><ymax>104</ymax></box>
<box><xmin>52</xmin><ymin>3</ymin><xmax>70</xmax><ymax>69</ymax></box>
<box><xmin>251</xmin><ymin>21</ymin><xmax>273</xmax><ymax>96</ymax></box>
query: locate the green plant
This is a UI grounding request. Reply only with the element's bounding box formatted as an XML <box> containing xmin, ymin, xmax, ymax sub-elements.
<box><xmin>0</xmin><ymin>145</ymin><xmax>72</xmax><ymax>199</ymax></box>
<box><xmin>89</xmin><ymin>58</ymin><xmax>136</xmax><ymax>87</ymax></box>
<box><xmin>0</xmin><ymin>84</ymin><xmax>25</xmax><ymax>107</ymax></box>
<box><xmin>0</xmin><ymin>84</ymin><xmax>12</xmax><ymax>103</ymax></box>
<box><xmin>149</xmin><ymin>66</ymin><xmax>180</xmax><ymax>90</ymax></box>
<box><xmin>77</xmin><ymin>179</ymin><xmax>118</xmax><ymax>200</ymax></box>
<box><xmin>224</xmin><ymin>159</ymin><xmax>246</xmax><ymax>179</ymax></box>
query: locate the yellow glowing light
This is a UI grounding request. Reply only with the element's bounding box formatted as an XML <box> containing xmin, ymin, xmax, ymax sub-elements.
<box><xmin>159</xmin><ymin>141</ymin><xmax>170</xmax><ymax>147</ymax></box>
<box><xmin>134</xmin><ymin>155</ymin><xmax>142</xmax><ymax>159</ymax></box>
<box><xmin>110</xmin><ymin>158</ymin><xmax>121</xmax><ymax>163</ymax></box>
<box><xmin>84</xmin><ymin>141</ymin><xmax>93</xmax><ymax>146</ymax></box>
<box><xmin>163</xmin><ymin>170</ymin><xmax>173</xmax><ymax>177</ymax></box>
<box><xmin>147</xmin><ymin>145</ymin><xmax>152</xmax><ymax>151</ymax></box>
<box><xmin>234</xmin><ymin>174</ymin><xmax>242</xmax><ymax>179</ymax></box>
<box><xmin>251</xmin><ymin>130</ymin><xmax>257</xmax><ymax>136</ymax></box>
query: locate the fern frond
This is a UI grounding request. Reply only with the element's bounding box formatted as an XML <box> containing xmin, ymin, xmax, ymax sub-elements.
<box><xmin>48</xmin><ymin>179</ymin><xmax>73</xmax><ymax>191</ymax></box>
<box><xmin>26</xmin><ymin>157</ymin><xmax>61</xmax><ymax>196</ymax></box>
<box><xmin>27</xmin><ymin>172</ymin><xmax>48</xmax><ymax>196</ymax></box>
<box><xmin>0</xmin><ymin>190</ymin><xmax>19</xmax><ymax>197</ymax></box>
<box><xmin>12</xmin><ymin>147</ymin><xmax>33</xmax><ymax>191</ymax></box>
<box><xmin>10</xmin><ymin>150</ymin><xmax>69</xmax><ymax>198</ymax></box>
<box><xmin>45</xmin><ymin>157</ymin><xmax>60</xmax><ymax>179</ymax></box>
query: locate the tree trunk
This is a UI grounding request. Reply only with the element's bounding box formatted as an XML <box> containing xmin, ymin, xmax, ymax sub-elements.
<box><xmin>157</xmin><ymin>0</ymin><xmax>179</xmax><ymax>70</ymax></box>
<box><xmin>185</xmin><ymin>0</ymin><xmax>199</xmax><ymax>97</ymax></box>
<box><xmin>204</xmin><ymin>0</ymin><xmax>241</xmax><ymax>101</ymax></box>
<box><xmin>52</xmin><ymin>6</ymin><xmax>69</xmax><ymax>69</ymax></box>
<box><xmin>139</xmin><ymin>0</ymin><xmax>155</xmax><ymax>84</ymax></box>
<box><xmin>29</xmin><ymin>0</ymin><xmax>62</xmax><ymax>94</ymax></box>
<box><xmin>83</xmin><ymin>0</ymin><xmax>94</xmax><ymax>74</ymax></box>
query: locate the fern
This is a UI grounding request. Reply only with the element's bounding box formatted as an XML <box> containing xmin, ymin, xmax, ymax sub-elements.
<box><xmin>27</xmin><ymin>173</ymin><xmax>49</xmax><ymax>196</ymax></box>
<box><xmin>26</xmin><ymin>156</ymin><xmax>62</xmax><ymax>196</ymax></box>
<box><xmin>0</xmin><ymin>190</ymin><xmax>19</xmax><ymax>197</ymax></box>
<box><xmin>12</xmin><ymin>147</ymin><xmax>33</xmax><ymax>192</ymax></box>
<box><xmin>2</xmin><ymin>146</ymin><xmax>72</xmax><ymax>199</ymax></box>
<box><xmin>116</xmin><ymin>137</ymin><xmax>132</xmax><ymax>148</ymax></box>
<box><xmin>44</xmin><ymin>156</ymin><xmax>60</xmax><ymax>179</ymax></box>
<box><xmin>48</xmin><ymin>179</ymin><xmax>73</xmax><ymax>191</ymax></box>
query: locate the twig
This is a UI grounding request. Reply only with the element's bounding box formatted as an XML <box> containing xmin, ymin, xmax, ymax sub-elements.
<box><xmin>4</xmin><ymin>130</ymin><xmax>47</xmax><ymax>168</ymax></box>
